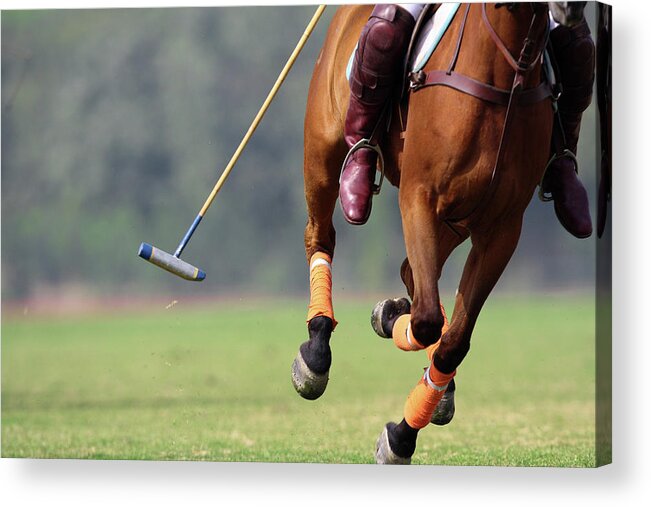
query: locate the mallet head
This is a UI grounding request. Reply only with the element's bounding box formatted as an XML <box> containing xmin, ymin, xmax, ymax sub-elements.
<box><xmin>138</xmin><ymin>243</ymin><xmax>205</xmax><ymax>281</ymax></box>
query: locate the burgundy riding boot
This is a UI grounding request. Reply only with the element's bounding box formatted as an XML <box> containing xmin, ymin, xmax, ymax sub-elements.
<box><xmin>542</xmin><ymin>18</ymin><xmax>595</xmax><ymax>239</ymax></box>
<box><xmin>339</xmin><ymin>5</ymin><xmax>415</xmax><ymax>225</ymax></box>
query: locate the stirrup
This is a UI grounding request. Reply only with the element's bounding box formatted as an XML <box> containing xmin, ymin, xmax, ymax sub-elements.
<box><xmin>340</xmin><ymin>138</ymin><xmax>385</xmax><ymax>195</ymax></box>
<box><xmin>538</xmin><ymin>149</ymin><xmax>579</xmax><ymax>202</ymax></box>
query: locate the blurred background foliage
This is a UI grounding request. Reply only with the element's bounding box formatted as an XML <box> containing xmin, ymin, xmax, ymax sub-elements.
<box><xmin>2</xmin><ymin>5</ymin><xmax>597</xmax><ymax>303</ymax></box>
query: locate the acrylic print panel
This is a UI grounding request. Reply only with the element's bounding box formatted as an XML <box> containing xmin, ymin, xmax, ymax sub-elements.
<box><xmin>1</xmin><ymin>2</ymin><xmax>611</xmax><ymax>466</ymax></box>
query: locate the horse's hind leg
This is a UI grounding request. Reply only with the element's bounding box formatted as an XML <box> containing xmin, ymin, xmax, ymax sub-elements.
<box><xmin>291</xmin><ymin>131</ymin><xmax>345</xmax><ymax>400</ymax></box>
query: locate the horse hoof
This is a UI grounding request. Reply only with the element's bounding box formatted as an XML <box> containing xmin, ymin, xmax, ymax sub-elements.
<box><xmin>431</xmin><ymin>378</ymin><xmax>456</xmax><ymax>426</ymax></box>
<box><xmin>371</xmin><ymin>297</ymin><xmax>411</xmax><ymax>338</ymax></box>
<box><xmin>375</xmin><ymin>424</ymin><xmax>411</xmax><ymax>465</ymax></box>
<box><xmin>291</xmin><ymin>349</ymin><xmax>329</xmax><ymax>400</ymax></box>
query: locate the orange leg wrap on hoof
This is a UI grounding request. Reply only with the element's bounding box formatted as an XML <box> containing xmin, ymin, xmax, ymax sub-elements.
<box><xmin>306</xmin><ymin>252</ymin><xmax>337</xmax><ymax>328</ymax></box>
<box><xmin>403</xmin><ymin>364</ymin><xmax>456</xmax><ymax>430</ymax></box>
<box><xmin>392</xmin><ymin>314</ymin><xmax>425</xmax><ymax>351</ymax></box>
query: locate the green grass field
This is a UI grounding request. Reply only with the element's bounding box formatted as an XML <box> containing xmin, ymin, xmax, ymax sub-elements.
<box><xmin>1</xmin><ymin>294</ymin><xmax>596</xmax><ymax>466</ymax></box>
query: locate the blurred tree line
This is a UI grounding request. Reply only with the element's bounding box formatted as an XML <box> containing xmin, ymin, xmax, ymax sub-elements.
<box><xmin>2</xmin><ymin>6</ymin><xmax>598</xmax><ymax>302</ymax></box>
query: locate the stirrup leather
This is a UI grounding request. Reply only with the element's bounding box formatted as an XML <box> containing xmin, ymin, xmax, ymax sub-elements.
<box><xmin>340</xmin><ymin>138</ymin><xmax>386</xmax><ymax>195</ymax></box>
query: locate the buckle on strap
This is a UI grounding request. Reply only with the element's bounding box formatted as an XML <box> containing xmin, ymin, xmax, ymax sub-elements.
<box><xmin>340</xmin><ymin>138</ymin><xmax>385</xmax><ymax>195</ymax></box>
<box><xmin>408</xmin><ymin>70</ymin><xmax>426</xmax><ymax>91</ymax></box>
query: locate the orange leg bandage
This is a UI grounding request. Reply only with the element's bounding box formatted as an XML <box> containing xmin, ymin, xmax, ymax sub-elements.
<box><xmin>403</xmin><ymin>363</ymin><xmax>456</xmax><ymax>429</ymax></box>
<box><xmin>306</xmin><ymin>252</ymin><xmax>337</xmax><ymax>328</ymax></box>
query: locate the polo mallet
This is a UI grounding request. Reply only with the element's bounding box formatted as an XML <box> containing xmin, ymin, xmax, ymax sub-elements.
<box><xmin>138</xmin><ymin>5</ymin><xmax>327</xmax><ymax>281</ymax></box>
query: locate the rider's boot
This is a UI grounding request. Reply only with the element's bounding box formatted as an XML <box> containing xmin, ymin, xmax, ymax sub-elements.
<box><xmin>541</xmin><ymin>18</ymin><xmax>595</xmax><ymax>239</ymax></box>
<box><xmin>339</xmin><ymin>5</ymin><xmax>415</xmax><ymax>225</ymax></box>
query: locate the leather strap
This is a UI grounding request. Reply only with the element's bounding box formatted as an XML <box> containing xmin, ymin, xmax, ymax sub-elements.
<box><xmin>481</xmin><ymin>3</ymin><xmax>521</xmax><ymax>72</ymax></box>
<box><xmin>401</xmin><ymin>4</ymin><xmax>437</xmax><ymax>105</ymax></box>
<box><xmin>409</xmin><ymin>69</ymin><xmax>553</xmax><ymax>106</ymax></box>
<box><xmin>481</xmin><ymin>3</ymin><xmax>543</xmax><ymax>73</ymax></box>
<box><xmin>447</xmin><ymin>4</ymin><xmax>471</xmax><ymax>74</ymax></box>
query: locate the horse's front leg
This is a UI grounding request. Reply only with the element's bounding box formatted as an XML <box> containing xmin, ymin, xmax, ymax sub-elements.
<box><xmin>374</xmin><ymin>188</ymin><xmax>454</xmax><ymax>463</ymax></box>
<box><xmin>399</xmin><ymin>190</ymin><xmax>448</xmax><ymax>345</ymax></box>
<box><xmin>290</xmin><ymin>122</ymin><xmax>344</xmax><ymax>400</ymax></box>
<box><xmin>373</xmin><ymin>221</ymin><xmax>464</xmax><ymax>355</ymax></box>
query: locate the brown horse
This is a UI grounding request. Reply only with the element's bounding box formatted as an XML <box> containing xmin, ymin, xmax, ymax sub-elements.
<box><xmin>292</xmin><ymin>3</ymin><xmax>564</xmax><ymax>463</ymax></box>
